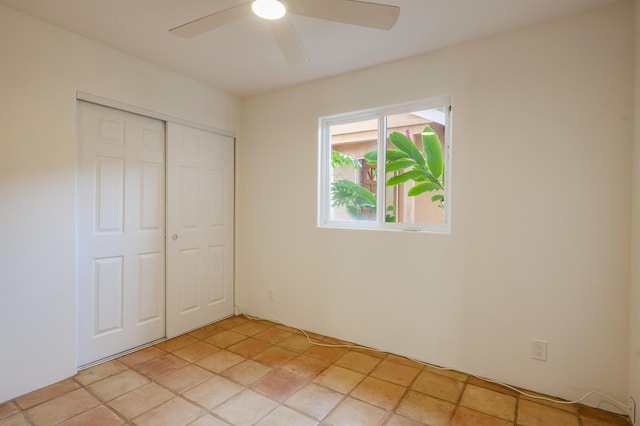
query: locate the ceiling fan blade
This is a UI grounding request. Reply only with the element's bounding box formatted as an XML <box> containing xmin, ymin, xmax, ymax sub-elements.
<box><xmin>269</xmin><ymin>16</ymin><xmax>310</xmax><ymax>67</ymax></box>
<box><xmin>286</xmin><ymin>0</ymin><xmax>400</xmax><ymax>30</ymax></box>
<box><xmin>170</xmin><ymin>2</ymin><xmax>252</xmax><ymax>38</ymax></box>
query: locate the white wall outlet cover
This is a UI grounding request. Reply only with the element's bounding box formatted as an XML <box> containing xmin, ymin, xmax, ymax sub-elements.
<box><xmin>531</xmin><ymin>340</ymin><xmax>548</xmax><ymax>361</ymax></box>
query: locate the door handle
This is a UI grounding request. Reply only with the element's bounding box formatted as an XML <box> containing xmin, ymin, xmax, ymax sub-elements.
<box><xmin>171</xmin><ymin>234</ymin><xmax>179</xmax><ymax>240</ymax></box>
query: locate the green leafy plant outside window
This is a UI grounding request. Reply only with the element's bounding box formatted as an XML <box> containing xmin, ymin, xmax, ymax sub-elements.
<box><xmin>330</xmin><ymin>125</ymin><xmax>444</xmax><ymax>221</ymax></box>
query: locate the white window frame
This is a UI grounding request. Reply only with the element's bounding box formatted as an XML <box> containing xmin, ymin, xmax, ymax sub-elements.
<box><xmin>318</xmin><ymin>96</ymin><xmax>452</xmax><ymax>233</ymax></box>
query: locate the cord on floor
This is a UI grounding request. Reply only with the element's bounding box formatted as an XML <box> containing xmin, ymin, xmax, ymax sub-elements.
<box><xmin>235</xmin><ymin>309</ymin><xmax>629</xmax><ymax>412</ymax></box>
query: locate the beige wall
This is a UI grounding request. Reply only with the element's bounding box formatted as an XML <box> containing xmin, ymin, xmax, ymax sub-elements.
<box><xmin>631</xmin><ymin>0</ymin><xmax>640</xmax><ymax>420</ymax></box>
<box><xmin>0</xmin><ymin>5</ymin><xmax>240</xmax><ymax>401</ymax></box>
<box><xmin>237</xmin><ymin>1</ymin><xmax>634</xmax><ymax>410</ymax></box>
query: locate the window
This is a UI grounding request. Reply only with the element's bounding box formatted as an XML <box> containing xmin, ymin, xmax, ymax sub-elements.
<box><xmin>318</xmin><ymin>97</ymin><xmax>451</xmax><ymax>232</ymax></box>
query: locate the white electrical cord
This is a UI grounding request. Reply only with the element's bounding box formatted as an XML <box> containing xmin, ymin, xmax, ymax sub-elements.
<box><xmin>237</xmin><ymin>311</ymin><xmax>630</xmax><ymax>413</ymax></box>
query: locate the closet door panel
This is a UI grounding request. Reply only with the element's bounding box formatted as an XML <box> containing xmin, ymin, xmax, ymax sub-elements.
<box><xmin>77</xmin><ymin>101</ymin><xmax>166</xmax><ymax>366</ymax></box>
<box><xmin>166</xmin><ymin>123</ymin><xmax>234</xmax><ymax>337</ymax></box>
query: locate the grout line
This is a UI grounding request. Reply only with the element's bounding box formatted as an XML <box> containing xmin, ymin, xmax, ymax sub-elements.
<box><xmin>7</xmin><ymin>315</ymin><xmax>632</xmax><ymax>426</ymax></box>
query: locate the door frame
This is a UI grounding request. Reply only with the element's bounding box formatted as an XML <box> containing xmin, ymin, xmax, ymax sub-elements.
<box><xmin>77</xmin><ymin>92</ymin><xmax>235</xmax><ymax>138</ymax></box>
<box><xmin>75</xmin><ymin>92</ymin><xmax>236</xmax><ymax>367</ymax></box>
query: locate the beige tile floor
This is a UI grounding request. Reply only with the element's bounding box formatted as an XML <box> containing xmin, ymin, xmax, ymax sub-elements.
<box><xmin>0</xmin><ymin>316</ymin><xmax>632</xmax><ymax>426</ymax></box>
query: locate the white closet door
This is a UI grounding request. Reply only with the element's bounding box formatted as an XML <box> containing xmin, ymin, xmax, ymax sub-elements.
<box><xmin>77</xmin><ymin>101</ymin><xmax>165</xmax><ymax>366</ymax></box>
<box><xmin>166</xmin><ymin>123</ymin><xmax>234</xmax><ymax>337</ymax></box>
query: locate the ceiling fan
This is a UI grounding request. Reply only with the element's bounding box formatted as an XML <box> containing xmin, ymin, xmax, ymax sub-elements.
<box><xmin>169</xmin><ymin>0</ymin><xmax>400</xmax><ymax>67</ymax></box>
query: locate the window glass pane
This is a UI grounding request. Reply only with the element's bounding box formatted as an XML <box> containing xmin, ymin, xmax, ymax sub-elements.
<box><xmin>329</xmin><ymin>119</ymin><xmax>379</xmax><ymax>221</ymax></box>
<box><xmin>319</xmin><ymin>98</ymin><xmax>451</xmax><ymax>232</ymax></box>
<box><xmin>385</xmin><ymin>108</ymin><xmax>446</xmax><ymax>225</ymax></box>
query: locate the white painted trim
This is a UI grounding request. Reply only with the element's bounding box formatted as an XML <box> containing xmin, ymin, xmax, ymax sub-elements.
<box><xmin>76</xmin><ymin>91</ymin><xmax>236</xmax><ymax>138</ymax></box>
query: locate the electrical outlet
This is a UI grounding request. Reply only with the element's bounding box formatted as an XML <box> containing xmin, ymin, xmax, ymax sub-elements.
<box><xmin>630</xmin><ymin>396</ymin><xmax>636</xmax><ymax>424</ymax></box>
<box><xmin>531</xmin><ymin>340</ymin><xmax>547</xmax><ymax>361</ymax></box>
<box><xmin>268</xmin><ymin>288</ymin><xmax>275</xmax><ymax>302</ymax></box>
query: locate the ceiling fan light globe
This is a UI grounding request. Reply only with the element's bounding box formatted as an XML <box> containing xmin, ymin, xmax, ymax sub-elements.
<box><xmin>251</xmin><ymin>0</ymin><xmax>286</xmax><ymax>20</ymax></box>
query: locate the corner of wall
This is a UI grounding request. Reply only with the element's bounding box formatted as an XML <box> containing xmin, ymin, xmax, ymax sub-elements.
<box><xmin>630</xmin><ymin>0</ymin><xmax>640</xmax><ymax>423</ymax></box>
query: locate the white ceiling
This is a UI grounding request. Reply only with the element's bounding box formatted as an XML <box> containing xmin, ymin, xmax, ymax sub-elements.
<box><xmin>0</xmin><ymin>0</ymin><xmax>622</xmax><ymax>97</ymax></box>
